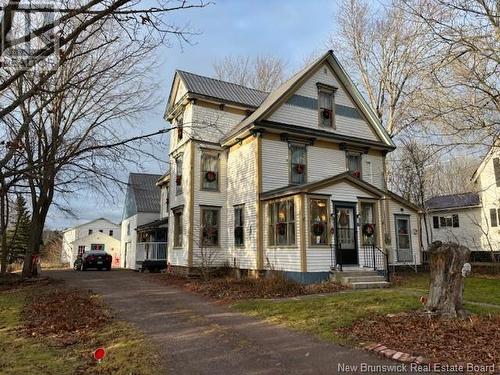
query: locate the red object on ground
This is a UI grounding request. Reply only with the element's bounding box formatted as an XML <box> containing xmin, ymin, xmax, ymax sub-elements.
<box><xmin>94</xmin><ymin>347</ymin><xmax>106</xmax><ymax>362</ymax></box>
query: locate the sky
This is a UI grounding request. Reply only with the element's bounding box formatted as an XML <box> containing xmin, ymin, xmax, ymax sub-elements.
<box><xmin>45</xmin><ymin>0</ymin><xmax>340</xmax><ymax>230</ymax></box>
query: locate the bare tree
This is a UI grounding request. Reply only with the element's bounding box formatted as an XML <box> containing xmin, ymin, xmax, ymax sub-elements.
<box><xmin>213</xmin><ymin>55</ymin><xmax>287</xmax><ymax>92</ymax></box>
<box><xmin>331</xmin><ymin>0</ymin><xmax>433</xmax><ymax>137</ymax></box>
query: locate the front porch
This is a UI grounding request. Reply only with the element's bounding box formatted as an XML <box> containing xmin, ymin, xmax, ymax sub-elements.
<box><xmin>136</xmin><ymin>218</ymin><xmax>168</xmax><ymax>270</ymax></box>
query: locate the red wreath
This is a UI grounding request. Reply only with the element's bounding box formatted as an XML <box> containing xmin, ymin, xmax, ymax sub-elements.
<box><xmin>276</xmin><ymin>222</ymin><xmax>286</xmax><ymax>235</ymax></box>
<box><xmin>312</xmin><ymin>222</ymin><xmax>325</xmax><ymax>236</ymax></box>
<box><xmin>176</xmin><ymin>175</ymin><xmax>182</xmax><ymax>186</ymax></box>
<box><xmin>362</xmin><ymin>223</ymin><xmax>375</xmax><ymax>237</ymax></box>
<box><xmin>205</xmin><ymin>171</ymin><xmax>217</xmax><ymax>182</ymax></box>
<box><xmin>322</xmin><ymin>109</ymin><xmax>331</xmax><ymax>119</ymax></box>
<box><xmin>295</xmin><ymin>164</ymin><xmax>305</xmax><ymax>175</ymax></box>
<box><xmin>351</xmin><ymin>170</ymin><xmax>361</xmax><ymax>178</ymax></box>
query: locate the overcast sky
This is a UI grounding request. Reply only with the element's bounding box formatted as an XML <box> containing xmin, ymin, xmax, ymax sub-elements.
<box><xmin>45</xmin><ymin>0</ymin><xmax>339</xmax><ymax>230</ymax></box>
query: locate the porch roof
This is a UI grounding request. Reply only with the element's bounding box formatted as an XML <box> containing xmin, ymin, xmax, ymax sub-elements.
<box><xmin>136</xmin><ymin>218</ymin><xmax>168</xmax><ymax>232</ymax></box>
<box><xmin>259</xmin><ymin>172</ymin><xmax>422</xmax><ymax>212</ymax></box>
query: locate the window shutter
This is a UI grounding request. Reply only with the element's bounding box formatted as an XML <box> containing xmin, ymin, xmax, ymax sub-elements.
<box><xmin>494</xmin><ymin>158</ymin><xmax>500</xmax><ymax>187</ymax></box>
<box><xmin>432</xmin><ymin>216</ymin><xmax>439</xmax><ymax>229</ymax></box>
<box><xmin>490</xmin><ymin>208</ymin><xmax>498</xmax><ymax>227</ymax></box>
<box><xmin>452</xmin><ymin>214</ymin><xmax>459</xmax><ymax>228</ymax></box>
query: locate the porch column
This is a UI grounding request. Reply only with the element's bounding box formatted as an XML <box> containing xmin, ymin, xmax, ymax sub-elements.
<box><xmin>299</xmin><ymin>193</ymin><xmax>307</xmax><ymax>273</ymax></box>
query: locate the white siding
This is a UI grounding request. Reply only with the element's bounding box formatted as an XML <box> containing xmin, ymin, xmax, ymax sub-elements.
<box><xmin>315</xmin><ymin>181</ymin><xmax>376</xmax><ymax>202</ymax></box>
<box><xmin>121</xmin><ymin>213</ymin><xmax>159</xmax><ymax>270</ymax></box>
<box><xmin>261</xmin><ymin>138</ymin><xmax>288</xmax><ymax>192</ymax></box>
<box><xmin>72</xmin><ymin>233</ymin><xmax>121</xmax><ymax>268</ymax></box>
<box><xmin>190</xmin><ymin>104</ymin><xmax>245</xmax><ymax>144</ymax></box>
<box><xmin>226</xmin><ymin>140</ymin><xmax>258</xmax><ymax>269</ymax></box>
<box><xmin>363</xmin><ymin>153</ymin><xmax>385</xmax><ymax>190</ymax></box>
<box><xmin>267</xmin><ymin>63</ymin><xmax>380</xmax><ymax>142</ymax></box>
<box><xmin>387</xmin><ymin>199</ymin><xmax>421</xmax><ymax>264</ymax></box>
<box><xmin>263</xmin><ymin>195</ymin><xmax>302</xmax><ymax>272</ymax></box>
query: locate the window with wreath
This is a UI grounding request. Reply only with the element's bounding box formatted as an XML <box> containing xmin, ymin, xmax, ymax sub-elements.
<box><xmin>318</xmin><ymin>89</ymin><xmax>334</xmax><ymax>127</ymax></box>
<box><xmin>201</xmin><ymin>152</ymin><xmax>219</xmax><ymax>191</ymax></box>
<box><xmin>201</xmin><ymin>207</ymin><xmax>220</xmax><ymax>246</ymax></box>
<box><xmin>360</xmin><ymin>202</ymin><xmax>376</xmax><ymax>245</ymax></box>
<box><xmin>234</xmin><ymin>205</ymin><xmax>244</xmax><ymax>247</ymax></box>
<box><xmin>268</xmin><ymin>199</ymin><xmax>295</xmax><ymax>246</ymax></box>
<box><xmin>347</xmin><ymin>152</ymin><xmax>362</xmax><ymax>179</ymax></box>
<box><xmin>310</xmin><ymin>199</ymin><xmax>328</xmax><ymax>246</ymax></box>
<box><xmin>290</xmin><ymin>145</ymin><xmax>306</xmax><ymax>185</ymax></box>
<box><xmin>175</xmin><ymin>156</ymin><xmax>183</xmax><ymax>195</ymax></box>
<box><xmin>173</xmin><ymin>208</ymin><xmax>183</xmax><ymax>247</ymax></box>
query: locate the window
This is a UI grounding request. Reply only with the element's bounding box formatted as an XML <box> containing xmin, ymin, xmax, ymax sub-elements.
<box><xmin>201</xmin><ymin>152</ymin><xmax>219</xmax><ymax>191</ymax></box>
<box><xmin>175</xmin><ymin>156</ymin><xmax>183</xmax><ymax>195</ymax></box>
<box><xmin>127</xmin><ymin>223</ymin><xmax>130</xmax><ymax>235</ymax></box>
<box><xmin>493</xmin><ymin>158</ymin><xmax>500</xmax><ymax>187</ymax></box>
<box><xmin>347</xmin><ymin>152</ymin><xmax>362</xmax><ymax>178</ymax></box>
<box><xmin>234</xmin><ymin>205</ymin><xmax>244</xmax><ymax>247</ymax></box>
<box><xmin>310</xmin><ymin>199</ymin><xmax>328</xmax><ymax>246</ymax></box>
<box><xmin>360</xmin><ymin>202</ymin><xmax>375</xmax><ymax>245</ymax></box>
<box><xmin>290</xmin><ymin>144</ymin><xmax>306</xmax><ymax>185</ymax></box>
<box><xmin>109</xmin><ymin>230</ymin><xmax>114</xmax><ymax>236</ymax></box>
<box><xmin>201</xmin><ymin>207</ymin><xmax>220</xmax><ymax>246</ymax></box>
<box><xmin>432</xmin><ymin>216</ymin><xmax>439</xmax><ymax>229</ymax></box>
<box><xmin>439</xmin><ymin>217</ymin><xmax>446</xmax><ymax>227</ymax></box>
<box><xmin>318</xmin><ymin>90</ymin><xmax>334</xmax><ymax>127</ymax></box>
<box><xmin>173</xmin><ymin>209</ymin><xmax>183</xmax><ymax>247</ymax></box>
<box><xmin>490</xmin><ymin>208</ymin><xmax>498</xmax><ymax>227</ymax></box>
<box><xmin>99</xmin><ymin>229</ymin><xmax>103</xmax><ymax>233</ymax></box>
<box><xmin>177</xmin><ymin>115</ymin><xmax>183</xmax><ymax>142</ymax></box>
<box><xmin>452</xmin><ymin>214</ymin><xmax>459</xmax><ymax>228</ymax></box>
<box><xmin>88</xmin><ymin>229</ymin><xmax>93</xmax><ymax>235</ymax></box>
<box><xmin>78</xmin><ymin>245</ymin><xmax>85</xmax><ymax>256</ymax></box>
<box><xmin>91</xmin><ymin>244</ymin><xmax>104</xmax><ymax>250</ymax></box>
<box><xmin>268</xmin><ymin>199</ymin><xmax>295</xmax><ymax>246</ymax></box>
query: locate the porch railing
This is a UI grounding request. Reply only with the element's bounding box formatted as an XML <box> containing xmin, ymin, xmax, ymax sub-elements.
<box><xmin>136</xmin><ymin>242</ymin><xmax>167</xmax><ymax>261</ymax></box>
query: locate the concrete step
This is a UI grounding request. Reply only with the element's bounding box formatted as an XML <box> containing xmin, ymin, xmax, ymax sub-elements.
<box><xmin>350</xmin><ymin>281</ymin><xmax>390</xmax><ymax>290</ymax></box>
<box><xmin>332</xmin><ymin>270</ymin><xmax>379</xmax><ymax>277</ymax></box>
<box><xmin>342</xmin><ymin>275</ymin><xmax>387</xmax><ymax>284</ymax></box>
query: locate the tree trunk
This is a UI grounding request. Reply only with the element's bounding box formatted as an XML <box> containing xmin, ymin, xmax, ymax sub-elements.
<box><xmin>426</xmin><ymin>241</ymin><xmax>470</xmax><ymax>318</ymax></box>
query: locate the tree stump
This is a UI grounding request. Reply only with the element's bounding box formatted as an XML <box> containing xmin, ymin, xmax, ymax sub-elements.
<box><xmin>426</xmin><ymin>241</ymin><xmax>470</xmax><ymax>318</ymax></box>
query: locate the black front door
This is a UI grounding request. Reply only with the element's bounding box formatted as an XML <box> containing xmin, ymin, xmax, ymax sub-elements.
<box><xmin>334</xmin><ymin>203</ymin><xmax>358</xmax><ymax>265</ymax></box>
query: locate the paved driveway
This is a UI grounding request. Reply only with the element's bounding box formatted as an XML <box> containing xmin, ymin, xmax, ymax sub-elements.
<box><xmin>47</xmin><ymin>269</ymin><xmax>410</xmax><ymax>375</ymax></box>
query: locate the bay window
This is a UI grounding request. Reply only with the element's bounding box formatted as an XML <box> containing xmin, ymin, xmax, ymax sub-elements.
<box><xmin>268</xmin><ymin>199</ymin><xmax>295</xmax><ymax>246</ymax></box>
<box><xmin>310</xmin><ymin>199</ymin><xmax>328</xmax><ymax>246</ymax></box>
<box><xmin>201</xmin><ymin>207</ymin><xmax>220</xmax><ymax>246</ymax></box>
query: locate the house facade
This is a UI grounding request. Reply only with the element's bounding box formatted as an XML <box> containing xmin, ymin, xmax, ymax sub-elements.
<box><xmin>163</xmin><ymin>51</ymin><xmax>421</xmax><ymax>282</ymax></box>
<box><xmin>120</xmin><ymin>173</ymin><xmax>168</xmax><ymax>270</ymax></box>
<box><xmin>426</xmin><ymin>142</ymin><xmax>500</xmax><ymax>255</ymax></box>
<box><xmin>61</xmin><ymin>218</ymin><xmax>121</xmax><ymax>266</ymax></box>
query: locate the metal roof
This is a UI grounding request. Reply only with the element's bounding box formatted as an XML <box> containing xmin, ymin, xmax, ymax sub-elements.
<box><xmin>177</xmin><ymin>70</ymin><xmax>269</xmax><ymax>108</ymax></box>
<box><xmin>425</xmin><ymin>192</ymin><xmax>480</xmax><ymax>210</ymax></box>
<box><xmin>128</xmin><ymin>173</ymin><xmax>162</xmax><ymax>213</ymax></box>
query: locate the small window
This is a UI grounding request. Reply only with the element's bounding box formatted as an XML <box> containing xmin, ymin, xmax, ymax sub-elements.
<box><xmin>99</xmin><ymin>229</ymin><xmax>103</xmax><ymax>233</ymax></box>
<box><xmin>127</xmin><ymin>223</ymin><xmax>130</xmax><ymax>236</ymax></box>
<box><xmin>310</xmin><ymin>199</ymin><xmax>328</xmax><ymax>246</ymax></box>
<box><xmin>445</xmin><ymin>217</ymin><xmax>452</xmax><ymax>227</ymax></box>
<box><xmin>318</xmin><ymin>90</ymin><xmax>334</xmax><ymax>127</ymax></box>
<box><xmin>432</xmin><ymin>216</ymin><xmax>439</xmax><ymax>229</ymax></box>
<box><xmin>78</xmin><ymin>245</ymin><xmax>86</xmax><ymax>256</ymax></box>
<box><xmin>493</xmin><ymin>158</ymin><xmax>500</xmax><ymax>187</ymax></box>
<box><xmin>174</xmin><ymin>209</ymin><xmax>183</xmax><ymax>247</ymax></box>
<box><xmin>177</xmin><ymin>116</ymin><xmax>183</xmax><ymax>141</ymax></box>
<box><xmin>201</xmin><ymin>207</ymin><xmax>220</xmax><ymax>247</ymax></box>
<box><xmin>490</xmin><ymin>208</ymin><xmax>498</xmax><ymax>227</ymax></box>
<box><xmin>439</xmin><ymin>217</ymin><xmax>446</xmax><ymax>227</ymax></box>
<box><xmin>268</xmin><ymin>199</ymin><xmax>295</xmax><ymax>246</ymax></box>
<box><xmin>88</xmin><ymin>229</ymin><xmax>93</xmax><ymax>235</ymax></box>
<box><xmin>109</xmin><ymin>230</ymin><xmax>114</xmax><ymax>236</ymax></box>
<box><xmin>201</xmin><ymin>152</ymin><xmax>219</xmax><ymax>191</ymax></box>
<box><xmin>290</xmin><ymin>144</ymin><xmax>306</xmax><ymax>185</ymax></box>
<box><xmin>360</xmin><ymin>202</ymin><xmax>375</xmax><ymax>245</ymax></box>
<box><xmin>175</xmin><ymin>156</ymin><xmax>183</xmax><ymax>195</ymax></box>
<box><xmin>452</xmin><ymin>214</ymin><xmax>459</xmax><ymax>228</ymax></box>
<box><xmin>347</xmin><ymin>152</ymin><xmax>362</xmax><ymax>178</ymax></box>
<box><xmin>234</xmin><ymin>205</ymin><xmax>244</xmax><ymax>247</ymax></box>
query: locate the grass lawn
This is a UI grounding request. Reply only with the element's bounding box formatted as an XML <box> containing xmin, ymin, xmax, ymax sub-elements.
<box><xmin>0</xmin><ymin>285</ymin><xmax>161</xmax><ymax>375</ymax></box>
<box><xmin>233</xmin><ymin>274</ymin><xmax>500</xmax><ymax>346</ymax></box>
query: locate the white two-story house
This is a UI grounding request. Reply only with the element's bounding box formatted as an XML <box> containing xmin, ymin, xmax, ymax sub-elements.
<box><xmin>163</xmin><ymin>50</ymin><xmax>421</xmax><ymax>282</ymax></box>
<box><xmin>426</xmin><ymin>140</ymin><xmax>500</xmax><ymax>259</ymax></box>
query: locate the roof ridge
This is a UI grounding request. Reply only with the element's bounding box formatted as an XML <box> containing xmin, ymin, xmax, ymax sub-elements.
<box><xmin>428</xmin><ymin>191</ymin><xmax>478</xmax><ymax>199</ymax></box>
<box><xmin>176</xmin><ymin>69</ymin><xmax>270</xmax><ymax>94</ymax></box>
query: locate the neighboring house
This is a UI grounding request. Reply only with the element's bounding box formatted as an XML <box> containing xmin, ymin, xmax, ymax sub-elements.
<box><xmin>161</xmin><ymin>50</ymin><xmax>421</xmax><ymax>283</ymax></box>
<box><xmin>120</xmin><ymin>173</ymin><xmax>167</xmax><ymax>270</ymax></box>
<box><xmin>61</xmin><ymin>218</ymin><xmax>121</xmax><ymax>266</ymax></box>
<box><xmin>426</xmin><ymin>141</ymin><xmax>500</xmax><ymax>254</ymax></box>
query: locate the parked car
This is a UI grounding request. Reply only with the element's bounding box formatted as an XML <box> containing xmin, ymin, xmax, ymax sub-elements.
<box><xmin>74</xmin><ymin>251</ymin><xmax>112</xmax><ymax>271</ymax></box>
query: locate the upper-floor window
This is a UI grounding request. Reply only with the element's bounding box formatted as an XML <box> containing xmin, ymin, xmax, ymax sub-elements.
<box><xmin>99</xmin><ymin>229</ymin><xmax>103</xmax><ymax>233</ymax></box>
<box><xmin>109</xmin><ymin>230</ymin><xmax>114</xmax><ymax>236</ymax></box>
<box><xmin>318</xmin><ymin>89</ymin><xmax>334</xmax><ymax>128</ymax></box>
<box><xmin>201</xmin><ymin>152</ymin><xmax>219</xmax><ymax>191</ymax></box>
<box><xmin>127</xmin><ymin>223</ymin><xmax>130</xmax><ymax>235</ymax></box>
<box><xmin>490</xmin><ymin>209</ymin><xmax>499</xmax><ymax>227</ymax></box>
<box><xmin>290</xmin><ymin>144</ymin><xmax>306</xmax><ymax>185</ymax></box>
<box><xmin>234</xmin><ymin>205</ymin><xmax>244</xmax><ymax>247</ymax></box>
<box><xmin>175</xmin><ymin>156</ymin><xmax>183</xmax><ymax>195</ymax></box>
<box><xmin>268</xmin><ymin>199</ymin><xmax>295</xmax><ymax>246</ymax></box>
<box><xmin>201</xmin><ymin>207</ymin><xmax>220</xmax><ymax>247</ymax></box>
<box><xmin>177</xmin><ymin>115</ymin><xmax>183</xmax><ymax>142</ymax></box>
<box><xmin>493</xmin><ymin>157</ymin><xmax>500</xmax><ymax>187</ymax></box>
<box><xmin>347</xmin><ymin>152</ymin><xmax>362</xmax><ymax>179</ymax></box>
<box><xmin>88</xmin><ymin>229</ymin><xmax>93</xmax><ymax>235</ymax></box>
